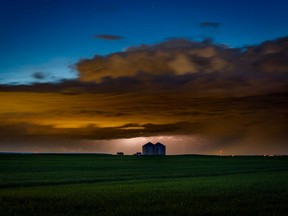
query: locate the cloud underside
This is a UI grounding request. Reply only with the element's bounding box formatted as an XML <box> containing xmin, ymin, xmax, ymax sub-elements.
<box><xmin>0</xmin><ymin>92</ymin><xmax>287</xmax><ymax>152</ymax></box>
<box><xmin>0</xmin><ymin>37</ymin><xmax>288</xmax><ymax>153</ymax></box>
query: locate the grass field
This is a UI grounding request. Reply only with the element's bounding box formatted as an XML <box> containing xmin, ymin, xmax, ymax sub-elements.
<box><xmin>1</xmin><ymin>154</ymin><xmax>288</xmax><ymax>216</ymax></box>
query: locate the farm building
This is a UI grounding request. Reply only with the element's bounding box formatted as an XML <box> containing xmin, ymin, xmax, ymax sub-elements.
<box><xmin>155</xmin><ymin>142</ymin><xmax>166</xmax><ymax>155</ymax></box>
<box><xmin>142</xmin><ymin>142</ymin><xmax>155</xmax><ymax>155</ymax></box>
<box><xmin>142</xmin><ymin>142</ymin><xmax>166</xmax><ymax>156</ymax></box>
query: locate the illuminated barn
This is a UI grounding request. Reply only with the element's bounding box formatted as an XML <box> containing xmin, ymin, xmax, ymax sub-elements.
<box><xmin>142</xmin><ymin>142</ymin><xmax>166</xmax><ymax>155</ymax></box>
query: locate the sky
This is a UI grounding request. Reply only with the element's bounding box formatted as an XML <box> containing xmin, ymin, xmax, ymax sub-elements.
<box><xmin>0</xmin><ymin>0</ymin><xmax>287</xmax><ymax>154</ymax></box>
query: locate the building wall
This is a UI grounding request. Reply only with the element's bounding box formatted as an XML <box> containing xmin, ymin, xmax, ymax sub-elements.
<box><xmin>142</xmin><ymin>144</ymin><xmax>155</xmax><ymax>155</ymax></box>
<box><xmin>155</xmin><ymin>144</ymin><xmax>166</xmax><ymax>155</ymax></box>
<box><xmin>142</xmin><ymin>143</ymin><xmax>166</xmax><ymax>155</ymax></box>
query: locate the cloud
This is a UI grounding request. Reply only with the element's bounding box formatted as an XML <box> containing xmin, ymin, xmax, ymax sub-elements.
<box><xmin>76</xmin><ymin>38</ymin><xmax>235</xmax><ymax>82</ymax></box>
<box><xmin>0</xmin><ymin>87</ymin><xmax>287</xmax><ymax>154</ymax></box>
<box><xmin>94</xmin><ymin>34</ymin><xmax>124</xmax><ymax>40</ymax></box>
<box><xmin>1</xmin><ymin>36</ymin><xmax>288</xmax><ymax>154</ymax></box>
<box><xmin>32</xmin><ymin>72</ymin><xmax>46</xmax><ymax>80</ymax></box>
<box><xmin>199</xmin><ymin>22</ymin><xmax>222</xmax><ymax>29</ymax></box>
<box><xmin>241</xmin><ymin>37</ymin><xmax>288</xmax><ymax>73</ymax></box>
<box><xmin>76</xmin><ymin>37</ymin><xmax>288</xmax><ymax>83</ymax></box>
<box><xmin>75</xmin><ymin>37</ymin><xmax>288</xmax><ymax>96</ymax></box>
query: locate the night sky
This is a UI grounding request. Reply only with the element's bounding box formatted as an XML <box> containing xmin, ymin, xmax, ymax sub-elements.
<box><xmin>0</xmin><ymin>0</ymin><xmax>287</xmax><ymax>154</ymax></box>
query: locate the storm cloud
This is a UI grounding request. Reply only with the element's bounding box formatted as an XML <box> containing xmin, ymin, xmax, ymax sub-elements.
<box><xmin>77</xmin><ymin>37</ymin><xmax>288</xmax><ymax>82</ymax></box>
<box><xmin>75</xmin><ymin>37</ymin><xmax>288</xmax><ymax>97</ymax></box>
<box><xmin>77</xmin><ymin>38</ymin><xmax>236</xmax><ymax>82</ymax></box>
<box><xmin>1</xmin><ymin>37</ymin><xmax>287</xmax><ymax>154</ymax></box>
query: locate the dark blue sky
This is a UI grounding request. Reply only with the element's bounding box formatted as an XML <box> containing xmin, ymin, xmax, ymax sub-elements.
<box><xmin>1</xmin><ymin>0</ymin><xmax>287</xmax><ymax>84</ymax></box>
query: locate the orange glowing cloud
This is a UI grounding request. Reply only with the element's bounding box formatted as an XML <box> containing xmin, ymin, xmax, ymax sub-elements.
<box><xmin>0</xmin><ymin>37</ymin><xmax>287</xmax><ymax>154</ymax></box>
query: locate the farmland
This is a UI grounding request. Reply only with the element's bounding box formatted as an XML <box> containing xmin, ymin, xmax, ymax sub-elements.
<box><xmin>1</xmin><ymin>154</ymin><xmax>288</xmax><ymax>215</ymax></box>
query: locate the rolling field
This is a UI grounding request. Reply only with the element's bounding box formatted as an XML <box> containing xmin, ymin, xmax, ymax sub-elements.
<box><xmin>1</xmin><ymin>154</ymin><xmax>288</xmax><ymax>216</ymax></box>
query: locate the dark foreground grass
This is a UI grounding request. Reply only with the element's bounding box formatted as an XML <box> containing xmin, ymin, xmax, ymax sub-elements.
<box><xmin>1</xmin><ymin>154</ymin><xmax>288</xmax><ymax>215</ymax></box>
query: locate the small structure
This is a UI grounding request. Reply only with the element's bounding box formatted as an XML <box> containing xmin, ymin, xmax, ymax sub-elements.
<box><xmin>155</xmin><ymin>142</ymin><xmax>166</xmax><ymax>155</ymax></box>
<box><xmin>142</xmin><ymin>142</ymin><xmax>155</xmax><ymax>155</ymax></box>
<box><xmin>134</xmin><ymin>152</ymin><xmax>142</xmax><ymax>156</ymax></box>
<box><xmin>117</xmin><ymin>152</ymin><xmax>124</xmax><ymax>156</ymax></box>
<box><xmin>142</xmin><ymin>142</ymin><xmax>166</xmax><ymax>156</ymax></box>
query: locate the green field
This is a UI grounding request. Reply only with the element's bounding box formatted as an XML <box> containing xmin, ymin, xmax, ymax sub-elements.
<box><xmin>1</xmin><ymin>154</ymin><xmax>288</xmax><ymax>216</ymax></box>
